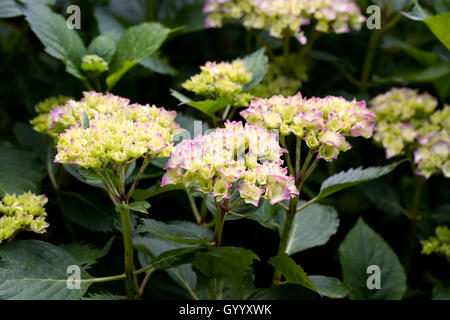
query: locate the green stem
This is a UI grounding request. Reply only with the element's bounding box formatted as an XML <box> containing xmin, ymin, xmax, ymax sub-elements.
<box><xmin>186</xmin><ymin>189</ymin><xmax>202</xmax><ymax>224</ymax></box>
<box><xmin>360</xmin><ymin>29</ymin><xmax>383</xmax><ymax>91</ymax></box>
<box><xmin>120</xmin><ymin>207</ymin><xmax>140</xmax><ymax>299</ymax></box>
<box><xmin>213</xmin><ymin>200</ymin><xmax>227</xmax><ymax>246</ymax></box>
<box><xmin>295</xmin><ymin>138</ymin><xmax>301</xmax><ymax>175</ymax></box>
<box><xmin>411</xmin><ymin>175</ymin><xmax>424</xmax><ymax>225</ymax></box>
<box><xmin>126</xmin><ymin>156</ymin><xmax>152</xmax><ymax>201</ymax></box>
<box><xmin>279</xmin><ymin>135</ymin><xmax>295</xmax><ymax>177</ymax></box>
<box><xmin>210</xmin><ymin>278</ymin><xmax>217</xmax><ymax>300</ymax></box>
<box><xmin>273</xmin><ymin>194</ymin><xmax>299</xmax><ymax>284</ymax></box>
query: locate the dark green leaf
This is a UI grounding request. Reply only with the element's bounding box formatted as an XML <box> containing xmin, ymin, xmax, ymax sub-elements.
<box><xmin>87</xmin><ymin>35</ymin><xmax>116</xmax><ymax>63</ymax></box>
<box><xmin>136</xmin><ymin>219</ymin><xmax>213</xmax><ymax>244</ymax></box>
<box><xmin>338</xmin><ymin>218</ymin><xmax>407</xmax><ymax>300</ymax></box>
<box><xmin>24</xmin><ymin>3</ymin><xmax>86</xmax><ymax>79</ymax></box>
<box><xmin>315</xmin><ymin>162</ymin><xmax>401</xmax><ymax>201</ymax></box>
<box><xmin>193</xmin><ymin>247</ymin><xmax>259</xmax><ymax>280</ymax></box>
<box><xmin>134</xmin><ymin>235</ymin><xmax>197</xmax><ymax>297</ymax></box>
<box><xmin>60</xmin><ymin>237</ymin><xmax>114</xmax><ymax>270</ymax></box>
<box><xmin>107</xmin><ymin>22</ymin><xmax>171</xmax><ymax>89</ymax></box>
<box><xmin>242</xmin><ymin>48</ymin><xmax>269</xmax><ymax>91</ymax></box>
<box><xmin>62</xmin><ymin>193</ymin><xmax>118</xmax><ymax>233</ymax></box>
<box><xmin>268</xmin><ymin>254</ymin><xmax>316</xmax><ymax>292</ymax></box>
<box><xmin>0</xmin><ymin>240</ymin><xmax>92</xmax><ymax>299</ymax></box>
<box><xmin>309</xmin><ymin>276</ymin><xmax>349</xmax><ymax>299</ymax></box>
<box><xmin>285</xmin><ymin>203</ymin><xmax>339</xmax><ymax>255</ymax></box>
<box><xmin>0</xmin><ymin>141</ymin><xmax>45</xmax><ymax>197</ymax></box>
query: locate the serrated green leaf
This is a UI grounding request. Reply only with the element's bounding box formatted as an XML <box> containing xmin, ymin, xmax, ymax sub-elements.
<box><xmin>315</xmin><ymin>162</ymin><xmax>401</xmax><ymax>201</ymax></box>
<box><xmin>87</xmin><ymin>35</ymin><xmax>116</xmax><ymax>63</ymax></box>
<box><xmin>116</xmin><ymin>201</ymin><xmax>150</xmax><ymax>214</ymax></box>
<box><xmin>229</xmin><ymin>198</ymin><xmax>286</xmax><ymax>232</ymax></box>
<box><xmin>107</xmin><ymin>22</ymin><xmax>170</xmax><ymax>90</ymax></box>
<box><xmin>23</xmin><ymin>3</ymin><xmax>86</xmax><ymax>79</ymax></box>
<box><xmin>268</xmin><ymin>254</ymin><xmax>316</xmax><ymax>292</ymax></box>
<box><xmin>285</xmin><ymin>203</ymin><xmax>339</xmax><ymax>255</ymax></box>
<box><xmin>193</xmin><ymin>246</ymin><xmax>259</xmax><ymax>280</ymax></box>
<box><xmin>242</xmin><ymin>48</ymin><xmax>269</xmax><ymax>91</ymax></box>
<box><xmin>338</xmin><ymin>218</ymin><xmax>407</xmax><ymax>300</ymax></box>
<box><xmin>136</xmin><ymin>219</ymin><xmax>213</xmax><ymax>244</ymax></box>
<box><xmin>401</xmin><ymin>2</ymin><xmax>432</xmax><ymax>21</ymax></box>
<box><xmin>60</xmin><ymin>237</ymin><xmax>114</xmax><ymax>270</ymax></box>
<box><xmin>150</xmin><ymin>246</ymin><xmax>205</xmax><ymax>270</ymax></box>
<box><xmin>309</xmin><ymin>276</ymin><xmax>349</xmax><ymax>299</ymax></box>
<box><xmin>0</xmin><ymin>141</ymin><xmax>45</xmax><ymax>197</ymax></box>
<box><xmin>0</xmin><ymin>240</ymin><xmax>93</xmax><ymax>300</ymax></box>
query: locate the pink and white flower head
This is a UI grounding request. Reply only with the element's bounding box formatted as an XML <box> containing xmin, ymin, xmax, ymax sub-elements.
<box><xmin>241</xmin><ymin>92</ymin><xmax>374</xmax><ymax>162</ymax></box>
<box><xmin>203</xmin><ymin>0</ymin><xmax>365</xmax><ymax>44</ymax></box>
<box><xmin>162</xmin><ymin>121</ymin><xmax>298</xmax><ymax>206</ymax></box>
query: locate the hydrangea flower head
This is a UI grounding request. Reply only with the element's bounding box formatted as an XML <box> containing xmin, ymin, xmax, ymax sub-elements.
<box><xmin>371</xmin><ymin>88</ymin><xmax>448</xmax><ymax>178</ymax></box>
<box><xmin>162</xmin><ymin>121</ymin><xmax>298</xmax><ymax>206</ymax></box>
<box><xmin>421</xmin><ymin>226</ymin><xmax>450</xmax><ymax>261</ymax></box>
<box><xmin>240</xmin><ymin>92</ymin><xmax>375</xmax><ymax>161</ymax></box>
<box><xmin>30</xmin><ymin>95</ymin><xmax>72</xmax><ymax>137</ymax></box>
<box><xmin>0</xmin><ymin>192</ymin><xmax>49</xmax><ymax>244</ymax></box>
<box><xmin>182</xmin><ymin>60</ymin><xmax>254</xmax><ymax>107</ymax></box>
<box><xmin>54</xmin><ymin>94</ymin><xmax>181</xmax><ymax>169</ymax></box>
<box><xmin>204</xmin><ymin>0</ymin><xmax>365</xmax><ymax>44</ymax></box>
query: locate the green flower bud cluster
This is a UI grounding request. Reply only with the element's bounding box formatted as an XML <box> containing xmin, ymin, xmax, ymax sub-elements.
<box><xmin>421</xmin><ymin>226</ymin><xmax>450</xmax><ymax>261</ymax></box>
<box><xmin>30</xmin><ymin>95</ymin><xmax>72</xmax><ymax>138</ymax></box>
<box><xmin>182</xmin><ymin>60</ymin><xmax>254</xmax><ymax>107</ymax></box>
<box><xmin>0</xmin><ymin>192</ymin><xmax>49</xmax><ymax>244</ymax></box>
<box><xmin>81</xmin><ymin>54</ymin><xmax>109</xmax><ymax>73</ymax></box>
<box><xmin>370</xmin><ymin>88</ymin><xmax>449</xmax><ymax>178</ymax></box>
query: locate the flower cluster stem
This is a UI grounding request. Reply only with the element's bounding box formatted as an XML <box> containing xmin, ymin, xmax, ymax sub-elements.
<box><xmin>119</xmin><ymin>207</ymin><xmax>140</xmax><ymax>299</ymax></box>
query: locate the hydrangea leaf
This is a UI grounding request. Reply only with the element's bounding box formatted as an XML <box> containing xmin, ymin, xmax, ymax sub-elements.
<box><xmin>0</xmin><ymin>240</ymin><xmax>93</xmax><ymax>300</ymax></box>
<box><xmin>87</xmin><ymin>35</ymin><xmax>116</xmax><ymax>63</ymax></box>
<box><xmin>0</xmin><ymin>141</ymin><xmax>45</xmax><ymax>197</ymax></box>
<box><xmin>315</xmin><ymin>162</ymin><xmax>402</xmax><ymax>201</ymax></box>
<box><xmin>107</xmin><ymin>22</ymin><xmax>171</xmax><ymax>90</ymax></box>
<box><xmin>193</xmin><ymin>246</ymin><xmax>259</xmax><ymax>280</ymax></box>
<box><xmin>242</xmin><ymin>48</ymin><xmax>269</xmax><ymax>91</ymax></box>
<box><xmin>285</xmin><ymin>203</ymin><xmax>339</xmax><ymax>255</ymax></box>
<box><xmin>23</xmin><ymin>3</ymin><xmax>86</xmax><ymax>79</ymax></box>
<box><xmin>134</xmin><ymin>235</ymin><xmax>198</xmax><ymax>298</ymax></box>
<box><xmin>136</xmin><ymin>219</ymin><xmax>214</xmax><ymax>244</ymax></box>
<box><xmin>338</xmin><ymin>218</ymin><xmax>407</xmax><ymax>300</ymax></box>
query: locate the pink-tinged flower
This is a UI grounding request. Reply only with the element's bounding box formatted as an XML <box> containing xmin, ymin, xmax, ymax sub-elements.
<box><xmin>237</xmin><ymin>182</ymin><xmax>264</xmax><ymax>206</ymax></box>
<box><xmin>241</xmin><ymin>92</ymin><xmax>373</xmax><ymax>161</ymax></box>
<box><xmin>162</xmin><ymin>121</ymin><xmax>297</xmax><ymax>205</ymax></box>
